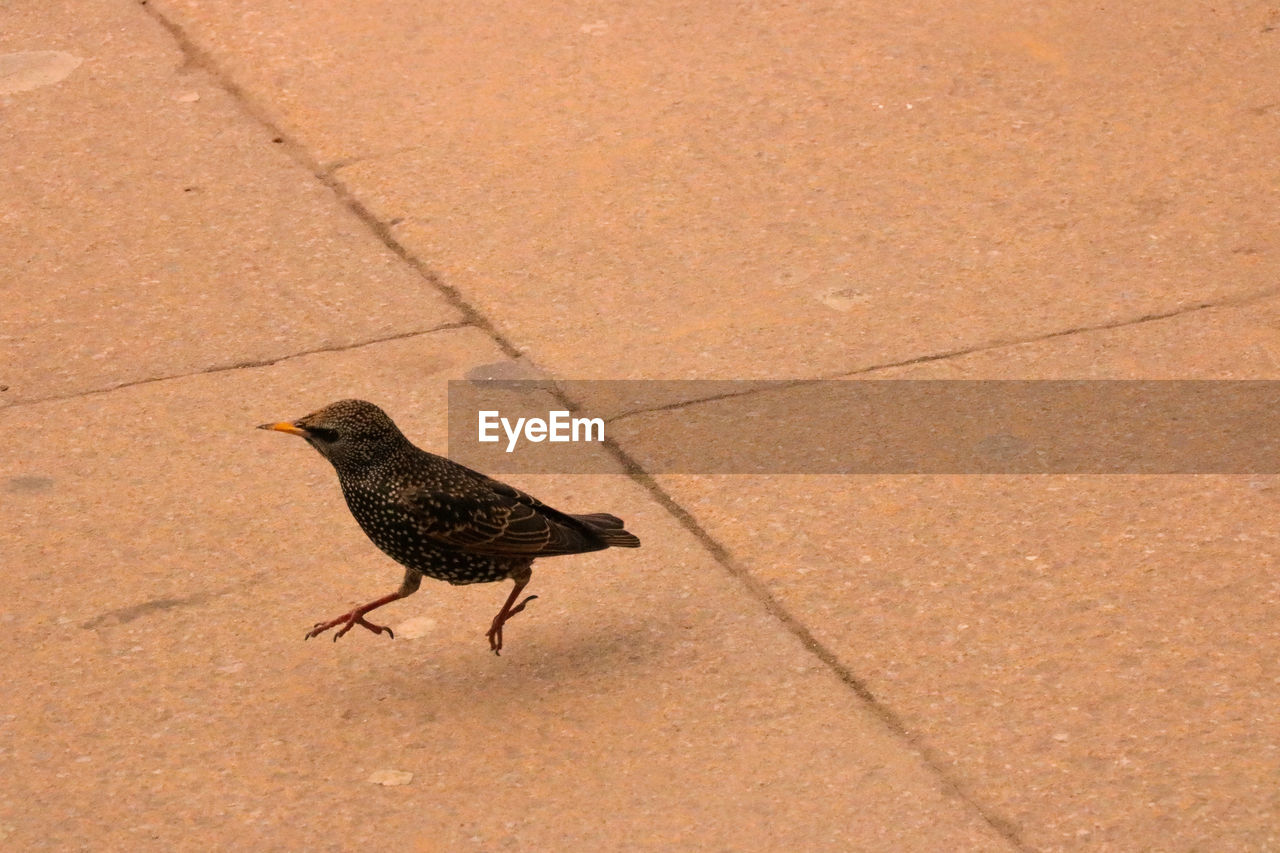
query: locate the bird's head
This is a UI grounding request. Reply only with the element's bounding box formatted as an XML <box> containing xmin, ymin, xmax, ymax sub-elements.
<box><xmin>258</xmin><ymin>399</ymin><xmax>410</xmax><ymax>470</ymax></box>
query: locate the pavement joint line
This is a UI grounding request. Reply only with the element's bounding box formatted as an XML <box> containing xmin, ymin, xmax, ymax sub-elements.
<box><xmin>0</xmin><ymin>321</ymin><xmax>472</xmax><ymax>410</ymax></box>
<box><xmin>552</xmin><ymin>384</ymin><xmax>1036</xmax><ymax>852</ymax></box>
<box><xmin>139</xmin><ymin>0</ymin><xmax>525</xmax><ymax>365</ymax></box>
<box><xmin>322</xmin><ymin>146</ymin><xmax>426</xmax><ymax>175</ymax></box>
<box><xmin>604</xmin><ymin>379</ymin><xmax>815</xmax><ymax>424</ymax></box>
<box><xmin>604</xmin><ymin>286</ymin><xmax>1280</xmax><ymax>424</ymax></box>
<box><xmin>847</xmin><ymin>286</ymin><xmax>1280</xmax><ymax>378</ymax></box>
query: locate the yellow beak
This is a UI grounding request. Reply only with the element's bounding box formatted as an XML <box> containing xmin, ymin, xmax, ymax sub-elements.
<box><xmin>258</xmin><ymin>421</ymin><xmax>308</xmax><ymax>436</ymax></box>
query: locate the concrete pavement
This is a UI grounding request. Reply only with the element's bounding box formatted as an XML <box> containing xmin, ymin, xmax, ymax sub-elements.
<box><xmin>3</xmin><ymin>0</ymin><xmax>1277</xmax><ymax>849</ymax></box>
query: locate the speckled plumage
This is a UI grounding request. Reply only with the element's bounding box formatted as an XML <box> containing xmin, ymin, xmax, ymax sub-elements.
<box><xmin>259</xmin><ymin>399</ymin><xmax>640</xmax><ymax>652</ymax></box>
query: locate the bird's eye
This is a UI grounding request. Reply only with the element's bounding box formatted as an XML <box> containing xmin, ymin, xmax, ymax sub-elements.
<box><xmin>308</xmin><ymin>427</ymin><xmax>340</xmax><ymax>442</ymax></box>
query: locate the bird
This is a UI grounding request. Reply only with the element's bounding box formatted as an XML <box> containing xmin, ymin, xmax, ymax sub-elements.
<box><xmin>258</xmin><ymin>399</ymin><xmax>640</xmax><ymax>653</ymax></box>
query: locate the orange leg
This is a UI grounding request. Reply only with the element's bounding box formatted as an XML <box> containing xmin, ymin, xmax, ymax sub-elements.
<box><xmin>486</xmin><ymin>572</ymin><xmax>537</xmax><ymax>655</ymax></box>
<box><xmin>306</xmin><ymin>570</ymin><xmax>421</xmax><ymax>642</ymax></box>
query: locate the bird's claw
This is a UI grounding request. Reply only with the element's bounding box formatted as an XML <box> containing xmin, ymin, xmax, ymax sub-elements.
<box><xmin>305</xmin><ymin>612</ymin><xmax>395</xmax><ymax>642</ymax></box>
<box><xmin>486</xmin><ymin>625</ymin><xmax>504</xmax><ymax>655</ymax></box>
<box><xmin>486</xmin><ymin>594</ymin><xmax>538</xmax><ymax>655</ymax></box>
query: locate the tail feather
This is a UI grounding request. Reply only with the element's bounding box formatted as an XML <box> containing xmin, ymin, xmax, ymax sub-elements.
<box><xmin>572</xmin><ymin>513</ymin><xmax>641</xmax><ymax>548</ymax></box>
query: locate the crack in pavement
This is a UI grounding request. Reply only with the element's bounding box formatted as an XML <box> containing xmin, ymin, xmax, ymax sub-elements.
<box><xmin>80</xmin><ymin>591</ymin><xmax>218</xmax><ymax>629</ymax></box>
<box><xmin>602</xmin><ymin>287</ymin><xmax>1280</xmax><ymax>424</ymax></box>
<box><xmin>847</xmin><ymin>288</ymin><xmax>1280</xmax><ymax>377</ymax></box>
<box><xmin>322</xmin><ymin>145</ymin><xmax>427</xmax><ymax>175</ymax></box>
<box><xmin>0</xmin><ymin>322</ymin><xmax>472</xmax><ymax>410</ymax></box>
<box><xmin>80</xmin><ymin>571</ymin><xmax>269</xmax><ymax>629</ymax></box>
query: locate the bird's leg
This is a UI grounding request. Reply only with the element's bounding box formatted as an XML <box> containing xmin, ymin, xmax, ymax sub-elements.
<box><xmin>306</xmin><ymin>570</ymin><xmax>422</xmax><ymax>642</ymax></box>
<box><xmin>486</xmin><ymin>569</ymin><xmax>537</xmax><ymax>655</ymax></box>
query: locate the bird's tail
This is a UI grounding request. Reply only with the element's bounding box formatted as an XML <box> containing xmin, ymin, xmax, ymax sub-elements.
<box><xmin>572</xmin><ymin>513</ymin><xmax>641</xmax><ymax>548</ymax></box>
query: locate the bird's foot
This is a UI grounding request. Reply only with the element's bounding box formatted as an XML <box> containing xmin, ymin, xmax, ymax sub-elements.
<box><xmin>305</xmin><ymin>610</ymin><xmax>395</xmax><ymax>642</ymax></box>
<box><xmin>485</xmin><ymin>594</ymin><xmax>537</xmax><ymax>655</ymax></box>
<box><xmin>303</xmin><ymin>587</ymin><xmax>413</xmax><ymax>643</ymax></box>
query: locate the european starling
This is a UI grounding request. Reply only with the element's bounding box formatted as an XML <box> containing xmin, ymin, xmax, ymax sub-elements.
<box><xmin>259</xmin><ymin>399</ymin><xmax>640</xmax><ymax>653</ymax></box>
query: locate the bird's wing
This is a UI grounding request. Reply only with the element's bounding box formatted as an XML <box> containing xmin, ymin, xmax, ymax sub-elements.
<box><xmin>397</xmin><ymin>479</ymin><xmax>600</xmax><ymax>557</ymax></box>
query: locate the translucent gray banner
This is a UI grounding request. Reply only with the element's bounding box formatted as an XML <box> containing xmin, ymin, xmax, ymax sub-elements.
<box><xmin>447</xmin><ymin>380</ymin><xmax>1280</xmax><ymax>474</ymax></box>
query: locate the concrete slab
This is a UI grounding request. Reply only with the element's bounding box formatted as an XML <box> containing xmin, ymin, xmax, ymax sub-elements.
<box><xmin>7</xmin><ymin>0</ymin><xmax>1278</xmax><ymax>849</ymax></box>
<box><xmin>149</xmin><ymin>0</ymin><xmax>1278</xmax><ymax>378</ymax></box>
<box><xmin>659</xmin><ymin>473</ymin><xmax>1280</xmax><ymax>851</ymax></box>
<box><xmin>650</xmin><ymin>306</ymin><xmax>1280</xmax><ymax>850</ymax></box>
<box><xmin>0</xmin><ymin>329</ymin><xmax>1011</xmax><ymax>851</ymax></box>
<box><xmin>0</xmin><ymin>0</ymin><xmax>460</xmax><ymax>406</ymax></box>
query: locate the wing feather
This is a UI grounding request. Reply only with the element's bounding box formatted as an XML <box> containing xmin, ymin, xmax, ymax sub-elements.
<box><xmin>397</xmin><ymin>477</ymin><xmax>605</xmax><ymax>557</ymax></box>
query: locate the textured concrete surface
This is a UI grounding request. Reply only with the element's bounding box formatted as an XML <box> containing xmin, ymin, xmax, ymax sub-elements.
<box><xmin>152</xmin><ymin>0</ymin><xmax>1279</xmax><ymax>379</ymax></box>
<box><xmin>0</xmin><ymin>0</ymin><xmax>459</xmax><ymax>405</ymax></box>
<box><xmin>2</xmin><ymin>332</ymin><xmax>1011</xmax><ymax>850</ymax></box>
<box><xmin>657</xmin><ymin>468</ymin><xmax>1280</xmax><ymax>850</ymax></box>
<box><xmin>650</xmin><ymin>309</ymin><xmax>1280</xmax><ymax>849</ymax></box>
<box><xmin>4</xmin><ymin>0</ymin><xmax>1279</xmax><ymax>849</ymax></box>
<box><xmin>649</xmin><ymin>310</ymin><xmax>1280</xmax><ymax>849</ymax></box>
